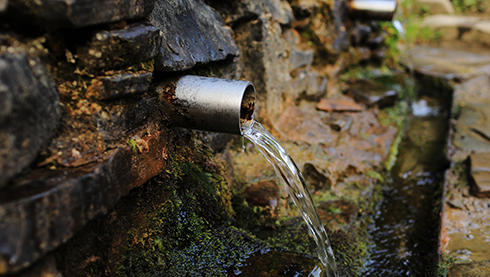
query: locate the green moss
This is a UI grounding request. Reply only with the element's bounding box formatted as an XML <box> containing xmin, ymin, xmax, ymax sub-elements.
<box><xmin>127</xmin><ymin>139</ymin><xmax>138</xmax><ymax>153</ymax></box>
<box><xmin>436</xmin><ymin>252</ymin><xmax>461</xmax><ymax>277</ymax></box>
<box><xmin>119</xmin><ymin>132</ymin><xmax>266</xmax><ymax>276</ymax></box>
<box><xmin>330</xmin><ymin>229</ymin><xmax>370</xmax><ymax>276</ymax></box>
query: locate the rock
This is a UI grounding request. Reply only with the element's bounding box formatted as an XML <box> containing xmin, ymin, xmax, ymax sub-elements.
<box><xmin>410</xmin><ymin>45</ymin><xmax>490</xmax><ymax>79</ymax></box>
<box><xmin>290</xmin><ymin>69</ymin><xmax>309</xmax><ymax>99</ymax></box>
<box><xmin>244</xmin><ymin>180</ymin><xmax>281</xmax><ymax>210</ymax></box>
<box><xmin>275</xmin><ymin>105</ymin><xmax>337</xmax><ymax>145</ymax></box>
<box><xmin>371</xmin><ymin>46</ymin><xmax>387</xmax><ymax>63</ymax></box>
<box><xmin>357</xmin><ymin>46</ymin><xmax>371</xmax><ymax>61</ymax></box>
<box><xmin>343</xmin><ymin>79</ymin><xmax>398</xmax><ymax>108</ymax></box>
<box><xmin>290</xmin><ymin>70</ymin><xmax>326</xmax><ymax>100</ymax></box>
<box><xmin>77</xmin><ymin>23</ymin><xmax>160</xmax><ymax>70</ymax></box>
<box><xmin>306</xmin><ymin>71</ymin><xmax>328</xmax><ymax>99</ymax></box>
<box><xmin>412</xmin><ymin>0</ymin><xmax>455</xmax><ymax>14</ymax></box>
<box><xmin>234</xmin><ymin>13</ymin><xmax>292</xmax><ymax>119</ymax></box>
<box><xmin>0</xmin><ymin>52</ymin><xmax>60</xmax><ymax>188</ymax></box>
<box><xmin>7</xmin><ymin>0</ymin><xmax>154</xmax><ymax>28</ymax></box>
<box><xmin>265</xmin><ymin>0</ymin><xmax>294</xmax><ymax>25</ymax></box>
<box><xmin>316</xmin><ymin>97</ymin><xmax>363</xmax><ymax>112</ymax></box>
<box><xmin>351</xmin><ymin>24</ymin><xmax>372</xmax><ymax>46</ymax></box>
<box><xmin>317</xmin><ymin>200</ymin><xmax>358</xmax><ymax>228</ymax></box>
<box><xmin>149</xmin><ymin>0</ymin><xmax>240</xmax><ymax>72</ymax></box>
<box><xmin>98</xmin><ymin>97</ymin><xmax>159</xmax><ymax>140</ymax></box>
<box><xmin>303</xmin><ymin>163</ymin><xmax>331</xmax><ymax>191</ymax></box>
<box><xmin>238</xmin><ymin>251</ymin><xmax>323</xmax><ymax>276</ymax></box>
<box><xmin>469</xmin><ymin>153</ymin><xmax>490</xmax><ymax>197</ymax></box>
<box><xmin>289</xmin><ymin>47</ymin><xmax>314</xmax><ymax>72</ymax></box>
<box><xmin>447</xmin><ymin>194</ymin><xmax>465</xmax><ymax>210</ymax></box>
<box><xmin>204</xmin><ymin>0</ymin><xmax>263</xmax><ymax>27</ymax></box>
<box><xmin>321</xmin><ymin>113</ymin><xmax>353</xmax><ymax>131</ymax></box>
<box><xmin>448</xmin><ymin>262</ymin><xmax>490</xmax><ymax>277</ymax></box>
<box><xmin>454</xmin><ymin>102</ymin><xmax>490</xmax><ymax>154</ymax></box>
<box><xmin>0</xmin><ymin>128</ymin><xmax>169</xmax><ymax>274</ymax></box>
<box><xmin>289</xmin><ymin>0</ymin><xmax>320</xmax><ymax>19</ymax></box>
<box><xmin>367</xmin><ymin>33</ymin><xmax>386</xmax><ymax>50</ymax></box>
<box><xmin>420</xmin><ymin>15</ymin><xmax>490</xmax><ymax>45</ymax></box>
<box><xmin>87</xmin><ymin>72</ymin><xmax>153</xmax><ymax>100</ymax></box>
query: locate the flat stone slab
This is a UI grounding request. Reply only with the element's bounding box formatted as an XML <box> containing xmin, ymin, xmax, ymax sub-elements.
<box><xmin>469</xmin><ymin>153</ymin><xmax>490</xmax><ymax>197</ymax></box>
<box><xmin>454</xmin><ymin>102</ymin><xmax>490</xmax><ymax>154</ymax></box>
<box><xmin>343</xmin><ymin>79</ymin><xmax>398</xmax><ymax>108</ymax></box>
<box><xmin>448</xmin><ymin>262</ymin><xmax>490</xmax><ymax>276</ymax></box>
<box><xmin>0</xmin><ymin>127</ymin><xmax>169</xmax><ymax>274</ymax></box>
<box><xmin>422</xmin><ymin>15</ymin><xmax>490</xmax><ymax>46</ymax></box>
<box><xmin>409</xmin><ymin>45</ymin><xmax>490</xmax><ymax>79</ymax></box>
<box><xmin>316</xmin><ymin>97</ymin><xmax>363</xmax><ymax>112</ymax></box>
<box><xmin>149</xmin><ymin>0</ymin><xmax>239</xmax><ymax>72</ymax></box>
<box><xmin>7</xmin><ymin>0</ymin><xmax>154</xmax><ymax>28</ymax></box>
<box><xmin>0</xmin><ymin>52</ymin><xmax>61</xmax><ymax>187</ymax></box>
<box><xmin>78</xmin><ymin>23</ymin><xmax>160</xmax><ymax>69</ymax></box>
<box><xmin>87</xmin><ymin>72</ymin><xmax>153</xmax><ymax>100</ymax></box>
<box><xmin>275</xmin><ymin>105</ymin><xmax>338</xmax><ymax>145</ymax></box>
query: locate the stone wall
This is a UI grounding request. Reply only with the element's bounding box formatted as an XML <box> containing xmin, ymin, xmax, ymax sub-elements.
<box><xmin>0</xmin><ymin>0</ymin><xmax>394</xmax><ymax>275</ymax></box>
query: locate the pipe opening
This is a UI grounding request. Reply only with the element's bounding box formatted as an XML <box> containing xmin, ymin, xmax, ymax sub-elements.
<box><xmin>240</xmin><ymin>84</ymin><xmax>256</xmax><ymax>128</ymax></box>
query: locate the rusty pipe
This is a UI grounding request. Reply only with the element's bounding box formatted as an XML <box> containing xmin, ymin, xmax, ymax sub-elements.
<box><xmin>347</xmin><ymin>0</ymin><xmax>397</xmax><ymax>21</ymax></box>
<box><xmin>159</xmin><ymin>75</ymin><xmax>256</xmax><ymax>135</ymax></box>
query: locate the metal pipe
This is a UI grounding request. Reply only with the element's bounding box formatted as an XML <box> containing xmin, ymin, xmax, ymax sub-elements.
<box><xmin>159</xmin><ymin>75</ymin><xmax>256</xmax><ymax>135</ymax></box>
<box><xmin>347</xmin><ymin>0</ymin><xmax>397</xmax><ymax>21</ymax></box>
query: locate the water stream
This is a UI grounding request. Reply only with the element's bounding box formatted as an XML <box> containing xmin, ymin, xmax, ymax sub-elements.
<box><xmin>241</xmin><ymin>120</ymin><xmax>338</xmax><ymax>277</ymax></box>
<box><xmin>363</xmin><ymin>97</ymin><xmax>450</xmax><ymax>276</ymax></box>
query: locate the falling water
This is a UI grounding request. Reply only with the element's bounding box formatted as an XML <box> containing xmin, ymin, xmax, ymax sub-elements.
<box><xmin>241</xmin><ymin>119</ymin><xmax>338</xmax><ymax>277</ymax></box>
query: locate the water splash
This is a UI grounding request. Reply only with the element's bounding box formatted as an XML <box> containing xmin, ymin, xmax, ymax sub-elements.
<box><xmin>241</xmin><ymin>120</ymin><xmax>338</xmax><ymax>277</ymax></box>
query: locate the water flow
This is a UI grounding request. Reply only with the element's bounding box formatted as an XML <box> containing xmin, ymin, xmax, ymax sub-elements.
<box><xmin>241</xmin><ymin>119</ymin><xmax>338</xmax><ymax>277</ymax></box>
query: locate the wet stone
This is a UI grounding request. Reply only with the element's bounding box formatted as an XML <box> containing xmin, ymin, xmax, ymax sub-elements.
<box><xmin>275</xmin><ymin>105</ymin><xmax>337</xmax><ymax>145</ymax></box>
<box><xmin>343</xmin><ymin>79</ymin><xmax>398</xmax><ymax>108</ymax></box>
<box><xmin>149</xmin><ymin>0</ymin><xmax>239</xmax><ymax>72</ymax></box>
<box><xmin>97</xmin><ymin>97</ymin><xmax>160</xmax><ymax>141</ymax></box>
<box><xmin>316</xmin><ymin>97</ymin><xmax>363</xmax><ymax>112</ymax></box>
<box><xmin>454</xmin><ymin>102</ymin><xmax>490</xmax><ymax>154</ymax></box>
<box><xmin>7</xmin><ymin>0</ymin><xmax>155</xmax><ymax>28</ymax></box>
<box><xmin>351</xmin><ymin>24</ymin><xmax>372</xmax><ymax>46</ymax></box>
<box><xmin>78</xmin><ymin>23</ymin><xmax>159</xmax><ymax>70</ymax></box>
<box><xmin>410</xmin><ymin>45</ymin><xmax>490</xmax><ymax>79</ymax></box>
<box><xmin>469</xmin><ymin>153</ymin><xmax>490</xmax><ymax>198</ymax></box>
<box><xmin>289</xmin><ymin>47</ymin><xmax>314</xmax><ymax>72</ymax></box>
<box><xmin>317</xmin><ymin>200</ymin><xmax>358</xmax><ymax>229</ymax></box>
<box><xmin>290</xmin><ymin>70</ymin><xmax>326</xmax><ymax>100</ymax></box>
<box><xmin>235</xmin><ymin>251</ymin><xmax>323</xmax><ymax>277</ymax></box>
<box><xmin>87</xmin><ymin>72</ymin><xmax>152</xmax><ymax>100</ymax></box>
<box><xmin>448</xmin><ymin>261</ymin><xmax>490</xmax><ymax>276</ymax></box>
<box><xmin>0</xmin><ymin>128</ymin><xmax>169</xmax><ymax>274</ymax></box>
<box><xmin>367</xmin><ymin>33</ymin><xmax>385</xmax><ymax>50</ymax></box>
<box><xmin>266</xmin><ymin>0</ymin><xmax>294</xmax><ymax>25</ymax></box>
<box><xmin>0</xmin><ymin>52</ymin><xmax>61</xmax><ymax>188</ymax></box>
<box><xmin>244</xmin><ymin>180</ymin><xmax>280</xmax><ymax>210</ymax></box>
<box><xmin>321</xmin><ymin>113</ymin><xmax>353</xmax><ymax>132</ymax></box>
<box><xmin>302</xmin><ymin>163</ymin><xmax>331</xmax><ymax>191</ymax></box>
<box><xmin>357</xmin><ymin>46</ymin><xmax>371</xmax><ymax>61</ymax></box>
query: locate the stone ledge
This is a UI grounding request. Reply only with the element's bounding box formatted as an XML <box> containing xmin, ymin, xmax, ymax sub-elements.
<box><xmin>7</xmin><ymin>0</ymin><xmax>155</xmax><ymax>28</ymax></box>
<box><xmin>0</xmin><ymin>127</ymin><xmax>169</xmax><ymax>274</ymax></box>
<box><xmin>149</xmin><ymin>0</ymin><xmax>239</xmax><ymax>72</ymax></box>
<box><xmin>0</xmin><ymin>52</ymin><xmax>61</xmax><ymax>188</ymax></box>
